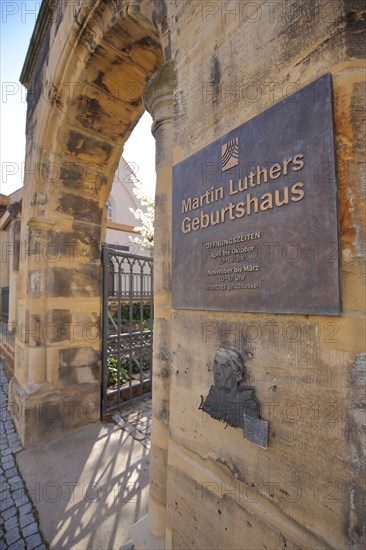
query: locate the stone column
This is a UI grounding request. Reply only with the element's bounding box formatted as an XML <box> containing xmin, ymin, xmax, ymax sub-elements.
<box><xmin>7</xmin><ymin>218</ymin><xmax>21</xmax><ymax>332</ymax></box>
<box><xmin>9</xmin><ymin>180</ymin><xmax>102</xmax><ymax>445</ymax></box>
<box><xmin>131</xmin><ymin>62</ymin><xmax>173</xmax><ymax>549</ymax></box>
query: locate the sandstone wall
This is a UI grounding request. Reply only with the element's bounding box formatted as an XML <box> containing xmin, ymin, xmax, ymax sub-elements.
<box><xmin>162</xmin><ymin>1</ymin><xmax>365</xmax><ymax>548</ymax></box>
<box><xmin>0</xmin><ymin>330</ymin><xmax>15</xmax><ymax>380</ymax></box>
<box><xmin>12</xmin><ymin>0</ymin><xmax>365</xmax><ymax>547</ymax></box>
<box><xmin>11</xmin><ymin>0</ymin><xmax>165</xmax><ymax>445</ymax></box>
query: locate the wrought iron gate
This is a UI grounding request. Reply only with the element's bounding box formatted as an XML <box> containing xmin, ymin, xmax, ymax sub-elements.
<box><xmin>1</xmin><ymin>287</ymin><xmax>9</xmax><ymax>323</ymax></box>
<box><xmin>102</xmin><ymin>245</ymin><xmax>153</xmax><ymax>416</ymax></box>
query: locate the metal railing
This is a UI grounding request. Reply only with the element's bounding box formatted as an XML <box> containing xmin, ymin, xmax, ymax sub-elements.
<box><xmin>101</xmin><ymin>246</ymin><xmax>153</xmax><ymax>416</ymax></box>
<box><xmin>1</xmin><ymin>287</ymin><xmax>9</xmax><ymax>323</ymax></box>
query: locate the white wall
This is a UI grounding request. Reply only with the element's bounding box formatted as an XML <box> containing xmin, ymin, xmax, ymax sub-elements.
<box><xmin>105</xmin><ymin>156</ymin><xmax>150</xmax><ymax>256</ymax></box>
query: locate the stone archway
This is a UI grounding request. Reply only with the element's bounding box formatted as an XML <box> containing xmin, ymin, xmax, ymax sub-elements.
<box><xmin>6</xmin><ymin>2</ymin><xmax>365</xmax><ymax>550</ymax></box>
<box><xmin>10</xmin><ymin>0</ymin><xmax>170</xmax><ymax>446</ymax></box>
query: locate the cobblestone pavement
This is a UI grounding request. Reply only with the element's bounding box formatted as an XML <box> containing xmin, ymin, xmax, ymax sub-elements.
<box><xmin>1</xmin><ymin>363</ymin><xmax>151</xmax><ymax>550</ymax></box>
<box><xmin>113</xmin><ymin>397</ymin><xmax>152</xmax><ymax>450</ymax></box>
<box><xmin>0</xmin><ymin>363</ymin><xmax>47</xmax><ymax>550</ymax></box>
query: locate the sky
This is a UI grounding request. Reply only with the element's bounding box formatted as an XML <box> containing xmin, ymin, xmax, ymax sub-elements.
<box><xmin>0</xmin><ymin>0</ymin><xmax>155</xmax><ymax>198</ymax></box>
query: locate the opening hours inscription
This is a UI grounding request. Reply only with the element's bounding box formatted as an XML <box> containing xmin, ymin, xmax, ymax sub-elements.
<box><xmin>172</xmin><ymin>74</ymin><xmax>341</xmax><ymax>315</ymax></box>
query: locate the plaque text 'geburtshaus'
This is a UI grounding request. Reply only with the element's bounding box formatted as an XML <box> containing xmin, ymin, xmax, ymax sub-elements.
<box><xmin>180</xmin><ymin>154</ymin><xmax>305</xmax><ymax>236</ymax></box>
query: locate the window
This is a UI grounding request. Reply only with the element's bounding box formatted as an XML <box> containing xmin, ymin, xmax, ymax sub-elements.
<box><xmin>106</xmin><ymin>199</ymin><xmax>113</xmax><ymax>222</ymax></box>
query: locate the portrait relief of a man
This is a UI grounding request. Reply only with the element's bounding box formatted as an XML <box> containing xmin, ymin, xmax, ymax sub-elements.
<box><xmin>200</xmin><ymin>347</ymin><xmax>260</xmax><ymax>429</ymax></box>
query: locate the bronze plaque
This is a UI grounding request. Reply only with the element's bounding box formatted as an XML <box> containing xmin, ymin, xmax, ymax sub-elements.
<box><xmin>172</xmin><ymin>74</ymin><xmax>341</xmax><ymax>315</ymax></box>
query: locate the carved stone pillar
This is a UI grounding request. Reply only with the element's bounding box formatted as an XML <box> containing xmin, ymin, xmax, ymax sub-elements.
<box><xmin>7</xmin><ymin>218</ymin><xmax>21</xmax><ymax>332</ymax></box>
<box><xmin>131</xmin><ymin>62</ymin><xmax>173</xmax><ymax>549</ymax></box>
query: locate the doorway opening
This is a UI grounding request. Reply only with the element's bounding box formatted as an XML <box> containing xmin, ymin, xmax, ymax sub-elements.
<box><xmin>102</xmin><ymin>113</ymin><xmax>156</xmax><ymax>416</ymax></box>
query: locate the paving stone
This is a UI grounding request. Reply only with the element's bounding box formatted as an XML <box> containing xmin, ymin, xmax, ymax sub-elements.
<box><xmin>5</xmin><ymin>527</ymin><xmax>21</xmax><ymax>546</ymax></box>
<box><xmin>14</xmin><ymin>495</ymin><xmax>29</xmax><ymax>508</ymax></box>
<box><xmin>5</xmin><ymin>468</ymin><xmax>18</xmax><ymax>479</ymax></box>
<box><xmin>12</xmin><ymin>488</ymin><xmax>27</xmax><ymax>502</ymax></box>
<box><xmin>1</xmin><ymin>448</ymin><xmax>11</xmax><ymax>457</ymax></box>
<box><xmin>0</xmin><ymin>496</ymin><xmax>14</xmax><ymax>513</ymax></box>
<box><xmin>9</xmin><ymin>477</ymin><xmax>23</xmax><ymax>488</ymax></box>
<box><xmin>0</xmin><ymin>488</ymin><xmax>11</xmax><ymax>501</ymax></box>
<box><xmin>19</xmin><ymin>513</ymin><xmax>35</xmax><ymax>529</ymax></box>
<box><xmin>2</xmin><ymin>505</ymin><xmax>16</xmax><ymax>521</ymax></box>
<box><xmin>114</xmin><ymin>398</ymin><xmax>152</xmax><ymax>448</ymax></box>
<box><xmin>7</xmin><ymin>428</ymin><xmax>17</xmax><ymax>435</ymax></box>
<box><xmin>0</xmin><ymin>488</ymin><xmax>10</xmax><ymax>501</ymax></box>
<box><xmin>4</xmin><ymin>515</ymin><xmax>19</xmax><ymax>532</ymax></box>
<box><xmin>1</xmin><ymin>455</ymin><xmax>15</xmax><ymax>467</ymax></box>
<box><xmin>18</xmin><ymin>503</ymin><xmax>32</xmax><ymax>516</ymax></box>
<box><xmin>24</xmin><ymin>533</ymin><xmax>42</xmax><ymax>550</ymax></box>
<box><xmin>8</xmin><ymin>540</ymin><xmax>25</xmax><ymax>550</ymax></box>
<box><xmin>22</xmin><ymin>522</ymin><xmax>38</xmax><ymax>538</ymax></box>
<box><xmin>0</xmin><ymin>362</ymin><xmax>65</xmax><ymax>549</ymax></box>
<box><xmin>3</xmin><ymin>462</ymin><xmax>16</xmax><ymax>473</ymax></box>
<box><xmin>0</xmin><ymin>475</ymin><xmax>8</xmax><ymax>487</ymax></box>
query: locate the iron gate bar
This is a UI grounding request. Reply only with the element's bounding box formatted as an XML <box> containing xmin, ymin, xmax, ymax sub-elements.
<box><xmin>102</xmin><ymin>245</ymin><xmax>109</xmax><ymax>416</ymax></box>
<box><xmin>117</xmin><ymin>257</ymin><xmax>122</xmax><ymax>411</ymax></box>
<box><xmin>1</xmin><ymin>287</ymin><xmax>9</xmax><ymax>323</ymax></box>
<box><xmin>129</xmin><ymin>257</ymin><xmax>133</xmax><ymax>402</ymax></box>
<box><xmin>102</xmin><ymin>245</ymin><xmax>153</xmax><ymax>416</ymax></box>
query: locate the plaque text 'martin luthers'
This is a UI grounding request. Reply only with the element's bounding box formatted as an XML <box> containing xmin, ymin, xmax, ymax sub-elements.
<box><xmin>180</xmin><ymin>155</ymin><xmax>304</xmax><ymax>233</ymax></box>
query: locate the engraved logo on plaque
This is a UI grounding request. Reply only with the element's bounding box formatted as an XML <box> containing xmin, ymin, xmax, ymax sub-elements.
<box><xmin>221</xmin><ymin>138</ymin><xmax>239</xmax><ymax>171</ymax></box>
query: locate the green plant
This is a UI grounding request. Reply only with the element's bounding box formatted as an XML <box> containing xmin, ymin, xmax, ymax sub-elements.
<box><xmin>107</xmin><ymin>355</ymin><xmax>129</xmax><ymax>387</ymax></box>
<box><xmin>135</xmin><ymin>320</ymin><xmax>151</xmax><ymax>331</ymax></box>
<box><xmin>112</xmin><ymin>303</ymin><xmax>152</xmax><ymax>327</ymax></box>
<box><xmin>130</xmin><ymin>354</ymin><xmax>152</xmax><ymax>374</ymax></box>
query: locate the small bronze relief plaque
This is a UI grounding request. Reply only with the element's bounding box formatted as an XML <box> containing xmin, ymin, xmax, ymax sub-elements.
<box><xmin>243</xmin><ymin>415</ymin><xmax>268</xmax><ymax>449</ymax></box>
<box><xmin>172</xmin><ymin>73</ymin><xmax>341</xmax><ymax>315</ymax></box>
<box><xmin>199</xmin><ymin>348</ymin><xmax>268</xmax><ymax>448</ymax></box>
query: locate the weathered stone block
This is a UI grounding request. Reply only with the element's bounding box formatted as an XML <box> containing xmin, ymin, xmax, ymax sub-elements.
<box><xmin>49</xmin><ymin>265</ymin><xmax>102</xmax><ymax>297</ymax></box>
<box><xmin>66</xmin><ymin>131</ymin><xmax>112</xmax><ymax>164</ymax></box>
<box><xmin>59</xmin><ymin>346</ymin><xmax>100</xmax><ymax>388</ymax></box>
<box><xmin>166</xmin><ymin>462</ymin><xmax>305</xmax><ymax>550</ymax></box>
<box><xmin>59</xmin><ymin>161</ymin><xmax>107</xmax><ymax>194</ymax></box>
<box><xmin>59</xmin><ymin>346</ymin><xmax>99</xmax><ymax>368</ymax></box>
<box><xmin>9</xmin><ymin>377</ymin><xmax>100</xmax><ymax>447</ymax></box>
<box><xmin>57</xmin><ymin>193</ymin><xmax>103</xmax><ymax>225</ymax></box>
